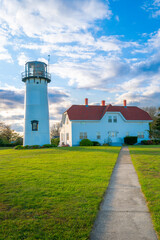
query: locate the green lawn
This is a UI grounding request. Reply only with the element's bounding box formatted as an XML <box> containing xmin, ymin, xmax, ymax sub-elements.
<box><xmin>129</xmin><ymin>145</ymin><xmax>160</xmax><ymax>239</ymax></box>
<box><xmin>0</xmin><ymin>146</ymin><xmax>120</xmax><ymax>240</ymax></box>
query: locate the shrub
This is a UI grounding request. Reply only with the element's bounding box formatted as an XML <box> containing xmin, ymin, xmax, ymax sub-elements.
<box><xmin>42</xmin><ymin>144</ymin><xmax>55</xmax><ymax>148</ymax></box>
<box><xmin>14</xmin><ymin>145</ymin><xmax>23</xmax><ymax>149</ymax></box>
<box><xmin>124</xmin><ymin>136</ymin><xmax>137</xmax><ymax>145</ymax></box>
<box><xmin>14</xmin><ymin>137</ymin><xmax>23</xmax><ymax>145</ymax></box>
<box><xmin>92</xmin><ymin>141</ymin><xmax>101</xmax><ymax>146</ymax></box>
<box><xmin>141</xmin><ymin>139</ymin><xmax>160</xmax><ymax>145</ymax></box>
<box><xmin>30</xmin><ymin>145</ymin><xmax>40</xmax><ymax>149</ymax></box>
<box><xmin>141</xmin><ymin>140</ymin><xmax>152</xmax><ymax>145</ymax></box>
<box><xmin>62</xmin><ymin>144</ymin><xmax>70</xmax><ymax>147</ymax></box>
<box><xmin>103</xmin><ymin>143</ymin><xmax>109</xmax><ymax>146</ymax></box>
<box><xmin>23</xmin><ymin>145</ymin><xmax>30</xmax><ymax>149</ymax></box>
<box><xmin>80</xmin><ymin>139</ymin><xmax>93</xmax><ymax>146</ymax></box>
<box><xmin>51</xmin><ymin>138</ymin><xmax>60</xmax><ymax>147</ymax></box>
<box><xmin>153</xmin><ymin>139</ymin><xmax>160</xmax><ymax>145</ymax></box>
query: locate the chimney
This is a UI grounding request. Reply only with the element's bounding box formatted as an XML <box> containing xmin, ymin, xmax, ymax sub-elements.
<box><xmin>123</xmin><ymin>99</ymin><xmax>127</xmax><ymax>107</ymax></box>
<box><xmin>101</xmin><ymin>100</ymin><xmax>105</xmax><ymax>106</ymax></box>
<box><xmin>85</xmin><ymin>98</ymin><xmax>88</xmax><ymax>106</ymax></box>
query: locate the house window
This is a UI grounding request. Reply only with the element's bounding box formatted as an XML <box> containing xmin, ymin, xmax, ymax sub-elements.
<box><xmin>97</xmin><ymin>132</ymin><xmax>101</xmax><ymax>139</ymax></box>
<box><xmin>108</xmin><ymin>131</ymin><xmax>117</xmax><ymax>137</ymax></box>
<box><xmin>61</xmin><ymin>133</ymin><xmax>64</xmax><ymax>141</ymax></box>
<box><xmin>113</xmin><ymin>116</ymin><xmax>117</xmax><ymax>123</ymax></box>
<box><xmin>138</xmin><ymin>132</ymin><xmax>144</xmax><ymax>138</ymax></box>
<box><xmin>66</xmin><ymin>117</ymin><xmax>69</xmax><ymax>124</ymax></box>
<box><xmin>108</xmin><ymin>116</ymin><xmax>112</xmax><ymax>123</ymax></box>
<box><xmin>80</xmin><ymin>132</ymin><xmax>83</xmax><ymax>139</ymax></box>
<box><xmin>84</xmin><ymin>132</ymin><xmax>87</xmax><ymax>139</ymax></box>
<box><xmin>66</xmin><ymin>133</ymin><xmax>69</xmax><ymax>140</ymax></box>
<box><xmin>80</xmin><ymin>132</ymin><xmax>87</xmax><ymax>139</ymax></box>
<box><xmin>31</xmin><ymin>120</ymin><xmax>38</xmax><ymax>131</ymax></box>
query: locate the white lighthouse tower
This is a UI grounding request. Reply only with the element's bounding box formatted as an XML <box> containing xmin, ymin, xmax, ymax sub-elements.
<box><xmin>22</xmin><ymin>61</ymin><xmax>51</xmax><ymax>146</ymax></box>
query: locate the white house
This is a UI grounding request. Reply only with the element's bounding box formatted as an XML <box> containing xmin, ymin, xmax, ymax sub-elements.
<box><xmin>60</xmin><ymin>98</ymin><xmax>152</xmax><ymax>146</ymax></box>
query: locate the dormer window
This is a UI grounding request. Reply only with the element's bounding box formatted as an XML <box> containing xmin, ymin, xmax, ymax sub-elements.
<box><xmin>31</xmin><ymin>120</ymin><xmax>39</xmax><ymax>131</ymax></box>
<box><xmin>108</xmin><ymin>116</ymin><xmax>112</xmax><ymax>123</ymax></box>
<box><xmin>113</xmin><ymin>116</ymin><xmax>117</xmax><ymax>123</ymax></box>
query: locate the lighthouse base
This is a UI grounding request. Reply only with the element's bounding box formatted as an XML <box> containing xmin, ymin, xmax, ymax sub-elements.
<box><xmin>24</xmin><ymin>133</ymin><xmax>50</xmax><ymax>146</ymax></box>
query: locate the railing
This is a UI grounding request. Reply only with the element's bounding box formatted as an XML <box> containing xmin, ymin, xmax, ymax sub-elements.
<box><xmin>21</xmin><ymin>71</ymin><xmax>51</xmax><ymax>81</ymax></box>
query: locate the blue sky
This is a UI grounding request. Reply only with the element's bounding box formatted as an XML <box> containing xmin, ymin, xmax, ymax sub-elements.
<box><xmin>0</xmin><ymin>0</ymin><xmax>160</xmax><ymax>133</ymax></box>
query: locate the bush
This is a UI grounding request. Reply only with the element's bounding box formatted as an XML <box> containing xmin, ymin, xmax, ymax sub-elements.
<box><xmin>92</xmin><ymin>141</ymin><xmax>101</xmax><ymax>146</ymax></box>
<box><xmin>14</xmin><ymin>137</ymin><xmax>23</xmax><ymax>145</ymax></box>
<box><xmin>141</xmin><ymin>139</ymin><xmax>160</xmax><ymax>145</ymax></box>
<box><xmin>124</xmin><ymin>136</ymin><xmax>137</xmax><ymax>145</ymax></box>
<box><xmin>80</xmin><ymin>139</ymin><xmax>93</xmax><ymax>146</ymax></box>
<box><xmin>141</xmin><ymin>140</ymin><xmax>153</xmax><ymax>145</ymax></box>
<box><xmin>103</xmin><ymin>143</ymin><xmax>109</xmax><ymax>146</ymax></box>
<box><xmin>153</xmin><ymin>139</ymin><xmax>160</xmax><ymax>145</ymax></box>
<box><xmin>23</xmin><ymin>145</ymin><xmax>30</xmax><ymax>149</ymax></box>
<box><xmin>51</xmin><ymin>138</ymin><xmax>60</xmax><ymax>147</ymax></box>
<box><xmin>42</xmin><ymin>144</ymin><xmax>55</xmax><ymax>148</ymax></box>
<box><xmin>61</xmin><ymin>144</ymin><xmax>70</xmax><ymax>147</ymax></box>
<box><xmin>30</xmin><ymin>145</ymin><xmax>40</xmax><ymax>149</ymax></box>
<box><xmin>14</xmin><ymin>145</ymin><xmax>23</xmax><ymax>149</ymax></box>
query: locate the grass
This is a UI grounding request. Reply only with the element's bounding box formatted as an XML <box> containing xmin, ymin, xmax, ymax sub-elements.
<box><xmin>0</xmin><ymin>146</ymin><xmax>120</xmax><ymax>240</ymax></box>
<box><xmin>129</xmin><ymin>145</ymin><xmax>160</xmax><ymax>239</ymax></box>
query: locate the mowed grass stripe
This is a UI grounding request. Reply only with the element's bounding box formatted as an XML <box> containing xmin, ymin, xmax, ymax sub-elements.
<box><xmin>0</xmin><ymin>146</ymin><xmax>120</xmax><ymax>240</ymax></box>
<box><xmin>129</xmin><ymin>145</ymin><xmax>160</xmax><ymax>239</ymax></box>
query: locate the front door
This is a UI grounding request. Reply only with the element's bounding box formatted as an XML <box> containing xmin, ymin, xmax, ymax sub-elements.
<box><xmin>108</xmin><ymin>131</ymin><xmax>118</xmax><ymax>143</ymax></box>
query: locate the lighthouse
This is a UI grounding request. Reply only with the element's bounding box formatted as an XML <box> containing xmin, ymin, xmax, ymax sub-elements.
<box><xmin>22</xmin><ymin>61</ymin><xmax>51</xmax><ymax>146</ymax></box>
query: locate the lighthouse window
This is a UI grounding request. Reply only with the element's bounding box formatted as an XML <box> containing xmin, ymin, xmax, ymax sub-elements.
<box><xmin>31</xmin><ymin>120</ymin><xmax>39</xmax><ymax>131</ymax></box>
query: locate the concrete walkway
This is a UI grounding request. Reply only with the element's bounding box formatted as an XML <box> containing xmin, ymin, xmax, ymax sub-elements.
<box><xmin>90</xmin><ymin>147</ymin><xmax>158</xmax><ymax>240</ymax></box>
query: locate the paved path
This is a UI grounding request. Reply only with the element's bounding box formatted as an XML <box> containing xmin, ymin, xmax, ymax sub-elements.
<box><xmin>90</xmin><ymin>147</ymin><xmax>158</xmax><ymax>240</ymax></box>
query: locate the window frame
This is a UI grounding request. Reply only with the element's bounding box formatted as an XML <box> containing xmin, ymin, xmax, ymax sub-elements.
<box><xmin>61</xmin><ymin>133</ymin><xmax>64</xmax><ymax>141</ymax></box>
<box><xmin>108</xmin><ymin>131</ymin><xmax>117</xmax><ymax>137</ymax></box>
<box><xmin>66</xmin><ymin>133</ymin><xmax>69</xmax><ymax>140</ymax></box>
<box><xmin>113</xmin><ymin>116</ymin><xmax>117</xmax><ymax>123</ymax></box>
<box><xmin>31</xmin><ymin>120</ymin><xmax>39</xmax><ymax>131</ymax></box>
<box><xmin>97</xmin><ymin>132</ymin><xmax>101</xmax><ymax>139</ymax></box>
<box><xmin>79</xmin><ymin>132</ymin><xmax>88</xmax><ymax>140</ymax></box>
<box><xmin>108</xmin><ymin>116</ymin><xmax>112</xmax><ymax>123</ymax></box>
<box><xmin>138</xmin><ymin>132</ymin><xmax>144</xmax><ymax>138</ymax></box>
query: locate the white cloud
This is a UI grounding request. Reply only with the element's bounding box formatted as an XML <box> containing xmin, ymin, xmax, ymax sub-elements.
<box><xmin>17</xmin><ymin>52</ymin><xmax>29</xmax><ymax>66</ymax></box>
<box><xmin>143</xmin><ymin>0</ymin><xmax>160</xmax><ymax>18</ymax></box>
<box><xmin>115</xmin><ymin>69</ymin><xmax>160</xmax><ymax>107</ymax></box>
<box><xmin>0</xmin><ymin>0</ymin><xmax>111</xmax><ymax>37</ymax></box>
<box><xmin>0</xmin><ymin>27</ymin><xmax>12</xmax><ymax>62</ymax></box>
<box><xmin>115</xmin><ymin>15</ymin><xmax>120</xmax><ymax>22</ymax></box>
<box><xmin>51</xmin><ymin>55</ymin><xmax>129</xmax><ymax>89</ymax></box>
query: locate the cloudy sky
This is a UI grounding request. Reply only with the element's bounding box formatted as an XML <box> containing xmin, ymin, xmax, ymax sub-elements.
<box><xmin>0</xmin><ymin>0</ymin><xmax>160</xmax><ymax>134</ymax></box>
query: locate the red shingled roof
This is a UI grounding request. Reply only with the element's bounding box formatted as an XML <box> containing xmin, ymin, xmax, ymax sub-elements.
<box><xmin>66</xmin><ymin>104</ymin><xmax>152</xmax><ymax>121</ymax></box>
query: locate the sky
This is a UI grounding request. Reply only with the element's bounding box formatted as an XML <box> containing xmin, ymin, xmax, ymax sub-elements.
<box><xmin>0</xmin><ymin>0</ymin><xmax>160</xmax><ymax>134</ymax></box>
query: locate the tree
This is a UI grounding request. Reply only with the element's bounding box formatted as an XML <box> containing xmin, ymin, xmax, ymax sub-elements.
<box><xmin>0</xmin><ymin>122</ymin><xmax>21</xmax><ymax>144</ymax></box>
<box><xmin>50</xmin><ymin>122</ymin><xmax>61</xmax><ymax>139</ymax></box>
<box><xmin>152</xmin><ymin>107</ymin><xmax>160</xmax><ymax>138</ymax></box>
<box><xmin>142</xmin><ymin>107</ymin><xmax>160</xmax><ymax>138</ymax></box>
<box><xmin>142</xmin><ymin>106</ymin><xmax>157</xmax><ymax>120</ymax></box>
